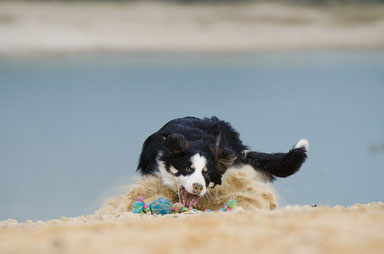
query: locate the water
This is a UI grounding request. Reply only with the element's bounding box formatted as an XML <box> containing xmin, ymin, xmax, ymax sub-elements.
<box><xmin>1</xmin><ymin>51</ymin><xmax>383</xmax><ymax>221</ymax></box>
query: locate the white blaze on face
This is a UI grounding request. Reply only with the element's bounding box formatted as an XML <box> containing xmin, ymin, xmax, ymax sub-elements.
<box><xmin>179</xmin><ymin>153</ymin><xmax>207</xmax><ymax>196</ymax></box>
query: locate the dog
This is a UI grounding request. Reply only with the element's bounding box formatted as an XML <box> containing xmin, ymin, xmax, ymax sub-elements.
<box><xmin>137</xmin><ymin>116</ymin><xmax>309</xmax><ymax>208</ymax></box>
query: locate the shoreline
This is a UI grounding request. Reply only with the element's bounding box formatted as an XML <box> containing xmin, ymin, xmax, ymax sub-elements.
<box><xmin>0</xmin><ymin>2</ymin><xmax>383</xmax><ymax>55</ymax></box>
<box><xmin>2</xmin><ymin>47</ymin><xmax>384</xmax><ymax>59</ymax></box>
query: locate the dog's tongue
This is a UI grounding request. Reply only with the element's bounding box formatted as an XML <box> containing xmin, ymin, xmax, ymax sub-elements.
<box><xmin>178</xmin><ymin>186</ymin><xmax>200</xmax><ymax>208</ymax></box>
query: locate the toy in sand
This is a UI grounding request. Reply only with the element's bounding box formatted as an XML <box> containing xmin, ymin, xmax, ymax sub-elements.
<box><xmin>132</xmin><ymin>195</ymin><xmax>237</xmax><ymax>215</ymax></box>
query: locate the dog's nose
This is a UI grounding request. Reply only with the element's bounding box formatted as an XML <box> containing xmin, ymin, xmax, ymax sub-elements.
<box><xmin>193</xmin><ymin>183</ymin><xmax>203</xmax><ymax>195</ymax></box>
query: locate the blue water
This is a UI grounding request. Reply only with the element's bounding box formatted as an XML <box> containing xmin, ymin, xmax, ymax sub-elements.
<box><xmin>1</xmin><ymin>51</ymin><xmax>383</xmax><ymax>221</ymax></box>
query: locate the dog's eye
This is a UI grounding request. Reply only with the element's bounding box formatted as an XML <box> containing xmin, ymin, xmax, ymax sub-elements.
<box><xmin>186</xmin><ymin>165</ymin><xmax>194</xmax><ymax>172</ymax></box>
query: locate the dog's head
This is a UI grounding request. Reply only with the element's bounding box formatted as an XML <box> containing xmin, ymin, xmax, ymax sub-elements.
<box><xmin>159</xmin><ymin>133</ymin><xmax>236</xmax><ymax>208</ymax></box>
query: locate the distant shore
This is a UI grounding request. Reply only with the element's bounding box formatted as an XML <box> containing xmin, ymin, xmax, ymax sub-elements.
<box><xmin>0</xmin><ymin>1</ymin><xmax>384</xmax><ymax>55</ymax></box>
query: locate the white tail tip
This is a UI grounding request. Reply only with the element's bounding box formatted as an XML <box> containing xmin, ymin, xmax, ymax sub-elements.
<box><xmin>294</xmin><ymin>139</ymin><xmax>309</xmax><ymax>152</ymax></box>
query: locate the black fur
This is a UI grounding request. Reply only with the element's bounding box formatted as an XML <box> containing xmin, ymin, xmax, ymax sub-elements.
<box><xmin>137</xmin><ymin>116</ymin><xmax>308</xmax><ymax>186</ymax></box>
<box><xmin>241</xmin><ymin>148</ymin><xmax>307</xmax><ymax>178</ymax></box>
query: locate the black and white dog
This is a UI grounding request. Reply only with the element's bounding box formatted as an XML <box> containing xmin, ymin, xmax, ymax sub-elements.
<box><xmin>137</xmin><ymin>116</ymin><xmax>309</xmax><ymax>208</ymax></box>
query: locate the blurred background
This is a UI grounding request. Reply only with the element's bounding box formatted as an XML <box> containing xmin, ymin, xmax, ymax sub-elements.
<box><xmin>0</xmin><ymin>0</ymin><xmax>383</xmax><ymax>222</ymax></box>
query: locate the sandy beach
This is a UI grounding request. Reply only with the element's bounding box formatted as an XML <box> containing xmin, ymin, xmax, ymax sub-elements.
<box><xmin>1</xmin><ymin>203</ymin><xmax>384</xmax><ymax>254</ymax></box>
<box><xmin>0</xmin><ymin>1</ymin><xmax>384</xmax><ymax>55</ymax></box>
<box><xmin>1</xmin><ymin>168</ymin><xmax>384</xmax><ymax>254</ymax></box>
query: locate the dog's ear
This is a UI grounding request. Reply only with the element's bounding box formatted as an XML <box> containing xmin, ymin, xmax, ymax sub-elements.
<box><xmin>163</xmin><ymin>133</ymin><xmax>189</xmax><ymax>156</ymax></box>
<box><xmin>209</xmin><ymin>144</ymin><xmax>236</xmax><ymax>172</ymax></box>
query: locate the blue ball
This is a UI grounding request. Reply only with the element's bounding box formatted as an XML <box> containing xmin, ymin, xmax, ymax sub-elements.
<box><xmin>150</xmin><ymin>197</ymin><xmax>173</xmax><ymax>215</ymax></box>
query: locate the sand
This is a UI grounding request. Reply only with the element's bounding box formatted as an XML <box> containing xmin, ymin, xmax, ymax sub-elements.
<box><xmin>0</xmin><ymin>1</ymin><xmax>384</xmax><ymax>55</ymax></box>
<box><xmin>101</xmin><ymin>166</ymin><xmax>277</xmax><ymax>215</ymax></box>
<box><xmin>1</xmin><ymin>204</ymin><xmax>384</xmax><ymax>254</ymax></box>
<box><xmin>1</xmin><ymin>167</ymin><xmax>384</xmax><ymax>254</ymax></box>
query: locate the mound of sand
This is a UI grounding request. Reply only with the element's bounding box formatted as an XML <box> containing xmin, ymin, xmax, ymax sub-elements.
<box><xmin>100</xmin><ymin>166</ymin><xmax>277</xmax><ymax>216</ymax></box>
<box><xmin>1</xmin><ymin>167</ymin><xmax>383</xmax><ymax>254</ymax></box>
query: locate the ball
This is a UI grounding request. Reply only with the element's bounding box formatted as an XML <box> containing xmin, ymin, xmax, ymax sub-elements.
<box><xmin>150</xmin><ymin>197</ymin><xmax>173</xmax><ymax>215</ymax></box>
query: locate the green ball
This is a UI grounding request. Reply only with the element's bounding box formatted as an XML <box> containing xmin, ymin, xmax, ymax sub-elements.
<box><xmin>150</xmin><ymin>197</ymin><xmax>173</xmax><ymax>215</ymax></box>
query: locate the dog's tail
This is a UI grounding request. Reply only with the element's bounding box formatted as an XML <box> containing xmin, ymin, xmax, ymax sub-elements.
<box><xmin>241</xmin><ymin>139</ymin><xmax>309</xmax><ymax>179</ymax></box>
